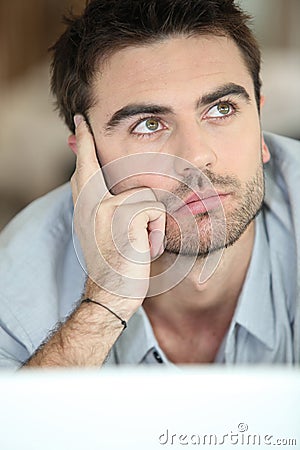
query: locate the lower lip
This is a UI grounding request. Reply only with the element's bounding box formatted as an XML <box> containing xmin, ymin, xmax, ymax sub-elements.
<box><xmin>176</xmin><ymin>195</ymin><xmax>229</xmax><ymax>215</ymax></box>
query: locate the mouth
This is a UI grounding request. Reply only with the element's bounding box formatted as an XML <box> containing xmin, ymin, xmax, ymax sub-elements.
<box><xmin>173</xmin><ymin>191</ymin><xmax>230</xmax><ymax>216</ymax></box>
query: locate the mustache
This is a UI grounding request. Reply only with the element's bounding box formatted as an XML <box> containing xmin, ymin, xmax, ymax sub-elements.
<box><xmin>155</xmin><ymin>169</ymin><xmax>241</xmax><ymax>212</ymax></box>
<box><xmin>181</xmin><ymin>169</ymin><xmax>241</xmax><ymax>190</ymax></box>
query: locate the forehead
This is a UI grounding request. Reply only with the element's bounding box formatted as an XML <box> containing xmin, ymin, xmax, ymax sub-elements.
<box><xmin>91</xmin><ymin>35</ymin><xmax>253</xmax><ymax>111</ymax></box>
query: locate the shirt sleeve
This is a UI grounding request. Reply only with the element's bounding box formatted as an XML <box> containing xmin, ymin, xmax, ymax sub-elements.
<box><xmin>0</xmin><ymin>321</ymin><xmax>30</xmax><ymax>369</ymax></box>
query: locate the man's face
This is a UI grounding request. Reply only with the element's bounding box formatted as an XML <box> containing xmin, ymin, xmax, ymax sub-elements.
<box><xmin>88</xmin><ymin>35</ymin><xmax>270</xmax><ymax>256</ymax></box>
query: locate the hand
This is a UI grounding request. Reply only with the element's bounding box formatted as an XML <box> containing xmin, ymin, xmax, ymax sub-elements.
<box><xmin>71</xmin><ymin>115</ymin><xmax>166</xmax><ymax>318</ymax></box>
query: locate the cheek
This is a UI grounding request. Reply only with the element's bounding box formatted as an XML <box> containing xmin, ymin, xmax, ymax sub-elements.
<box><xmin>214</xmin><ymin>120</ymin><xmax>262</xmax><ymax>180</ymax></box>
<box><xmin>94</xmin><ymin>128</ymin><xmax>171</xmax><ymax>167</ymax></box>
<box><xmin>94</xmin><ymin>133</ymin><xmax>132</xmax><ymax>166</ymax></box>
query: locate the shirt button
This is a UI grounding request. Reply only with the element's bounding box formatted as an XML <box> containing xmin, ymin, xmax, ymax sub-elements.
<box><xmin>153</xmin><ymin>350</ymin><xmax>163</xmax><ymax>364</ymax></box>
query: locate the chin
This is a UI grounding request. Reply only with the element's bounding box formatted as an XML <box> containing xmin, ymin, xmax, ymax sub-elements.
<box><xmin>164</xmin><ymin>203</ymin><xmax>262</xmax><ymax>257</ymax></box>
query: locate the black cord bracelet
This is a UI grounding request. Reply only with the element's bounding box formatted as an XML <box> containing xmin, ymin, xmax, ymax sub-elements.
<box><xmin>82</xmin><ymin>298</ymin><xmax>127</xmax><ymax>330</ymax></box>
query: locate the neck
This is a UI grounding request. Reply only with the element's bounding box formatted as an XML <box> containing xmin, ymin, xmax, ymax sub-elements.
<box><xmin>143</xmin><ymin>222</ymin><xmax>255</xmax><ymax>363</ymax></box>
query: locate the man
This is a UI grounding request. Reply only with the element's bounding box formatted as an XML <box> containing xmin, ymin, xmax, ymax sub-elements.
<box><xmin>0</xmin><ymin>0</ymin><xmax>299</xmax><ymax>368</ymax></box>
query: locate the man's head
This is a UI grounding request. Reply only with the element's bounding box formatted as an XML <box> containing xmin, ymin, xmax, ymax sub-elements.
<box><xmin>51</xmin><ymin>0</ymin><xmax>270</xmax><ymax>257</ymax></box>
<box><xmin>51</xmin><ymin>0</ymin><xmax>262</xmax><ymax>133</ymax></box>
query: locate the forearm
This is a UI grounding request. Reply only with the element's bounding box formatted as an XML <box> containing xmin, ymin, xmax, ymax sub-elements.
<box><xmin>23</xmin><ymin>281</ymin><xmax>130</xmax><ymax>368</ymax></box>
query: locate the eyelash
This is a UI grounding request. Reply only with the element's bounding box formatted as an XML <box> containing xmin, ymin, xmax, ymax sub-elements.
<box><xmin>129</xmin><ymin>98</ymin><xmax>240</xmax><ymax>139</ymax></box>
<box><xmin>205</xmin><ymin>98</ymin><xmax>240</xmax><ymax>121</ymax></box>
<box><xmin>129</xmin><ymin>116</ymin><xmax>166</xmax><ymax>139</ymax></box>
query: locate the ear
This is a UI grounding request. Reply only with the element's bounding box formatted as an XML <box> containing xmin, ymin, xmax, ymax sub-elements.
<box><xmin>68</xmin><ymin>135</ymin><xmax>78</xmax><ymax>155</ymax></box>
<box><xmin>260</xmin><ymin>95</ymin><xmax>270</xmax><ymax>164</ymax></box>
<box><xmin>261</xmin><ymin>136</ymin><xmax>270</xmax><ymax>164</ymax></box>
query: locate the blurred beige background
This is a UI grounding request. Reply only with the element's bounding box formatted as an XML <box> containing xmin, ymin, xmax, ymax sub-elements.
<box><xmin>0</xmin><ymin>0</ymin><xmax>300</xmax><ymax>231</ymax></box>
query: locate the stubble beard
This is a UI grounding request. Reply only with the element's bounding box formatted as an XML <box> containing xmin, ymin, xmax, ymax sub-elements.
<box><xmin>162</xmin><ymin>163</ymin><xmax>265</xmax><ymax>257</ymax></box>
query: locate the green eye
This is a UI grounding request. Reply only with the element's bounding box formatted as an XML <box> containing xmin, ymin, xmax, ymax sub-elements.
<box><xmin>205</xmin><ymin>101</ymin><xmax>236</xmax><ymax>120</ymax></box>
<box><xmin>132</xmin><ymin>117</ymin><xmax>165</xmax><ymax>135</ymax></box>
<box><xmin>145</xmin><ymin>118</ymin><xmax>159</xmax><ymax>130</ymax></box>
<box><xmin>217</xmin><ymin>103</ymin><xmax>230</xmax><ymax>115</ymax></box>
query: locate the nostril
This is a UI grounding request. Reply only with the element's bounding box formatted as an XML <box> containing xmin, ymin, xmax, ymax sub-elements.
<box><xmin>173</xmin><ymin>157</ymin><xmax>198</xmax><ymax>176</ymax></box>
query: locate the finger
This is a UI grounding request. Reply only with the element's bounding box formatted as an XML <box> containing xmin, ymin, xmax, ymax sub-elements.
<box><xmin>148</xmin><ymin>213</ymin><xmax>166</xmax><ymax>258</ymax></box>
<box><xmin>74</xmin><ymin>114</ymin><xmax>112</xmax><ymax>199</ymax></box>
<box><xmin>112</xmin><ymin>201</ymin><xmax>166</xmax><ymax>254</ymax></box>
<box><xmin>108</xmin><ymin>187</ymin><xmax>157</xmax><ymax>207</ymax></box>
<box><xmin>131</xmin><ymin>204</ymin><xmax>166</xmax><ymax>256</ymax></box>
<box><xmin>74</xmin><ymin>115</ymin><xmax>99</xmax><ymax>176</ymax></box>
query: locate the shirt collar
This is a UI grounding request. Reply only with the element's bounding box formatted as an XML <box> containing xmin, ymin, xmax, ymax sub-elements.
<box><xmin>233</xmin><ymin>211</ymin><xmax>275</xmax><ymax>350</ymax></box>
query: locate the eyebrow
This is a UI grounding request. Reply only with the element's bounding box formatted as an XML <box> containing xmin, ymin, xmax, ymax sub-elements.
<box><xmin>104</xmin><ymin>105</ymin><xmax>172</xmax><ymax>132</ymax></box>
<box><xmin>197</xmin><ymin>82</ymin><xmax>250</xmax><ymax>108</ymax></box>
<box><xmin>104</xmin><ymin>82</ymin><xmax>250</xmax><ymax>133</ymax></box>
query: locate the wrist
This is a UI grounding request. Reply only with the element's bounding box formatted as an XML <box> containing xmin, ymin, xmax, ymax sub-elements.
<box><xmin>83</xmin><ymin>277</ymin><xmax>142</xmax><ymax>321</ymax></box>
<box><xmin>82</xmin><ymin>298</ymin><xmax>127</xmax><ymax>330</ymax></box>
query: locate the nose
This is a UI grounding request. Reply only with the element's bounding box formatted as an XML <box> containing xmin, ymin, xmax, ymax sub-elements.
<box><xmin>171</xmin><ymin>124</ymin><xmax>217</xmax><ymax>177</ymax></box>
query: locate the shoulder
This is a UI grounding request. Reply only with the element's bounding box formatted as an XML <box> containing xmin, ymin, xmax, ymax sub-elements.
<box><xmin>263</xmin><ymin>133</ymin><xmax>300</xmax><ymax>362</ymax></box>
<box><xmin>0</xmin><ymin>183</ymin><xmax>75</xmax><ymax>364</ymax></box>
<box><xmin>263</xmin><ymin>132</ymin><xmax>300</xmax><ymax>252</ymax></box>
<box><xmin>0</xmin><ymin>183</ymin><xmax>73</xmax><ymax>249</ymax></box>
<box><xmin>264</xmin><ymin>132</ymin><xmax>300</xmax><ymax>210</ymax></box>
<box><xmin>0</xmin><ymin>183</ymin><xmax>73</xmax><ymax>258</ymax></box>
<box><xmin>264</xmin><ymin>132</ymin><xmax>300</xmax><ymax>168</ymax></box>
<box><xmin>0</xmin><ymin>181</ymin><xmax>74</xmax><ymax>286</ymax></box>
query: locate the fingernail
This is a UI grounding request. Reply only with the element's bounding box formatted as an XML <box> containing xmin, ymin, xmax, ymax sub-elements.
<box><xmin>151</xmin><ymin>240</ymin><xmax>165</xmax><ymax>259</ymax></box>
<box><xmin>158</xmin><ymin>242</ymin><xmax>165</xmax><ymax>256</ymax></box>
<box><xmin>74</xmin><ymin>114</ymin><xmax>84</xmax><ymax>128</ymax></box>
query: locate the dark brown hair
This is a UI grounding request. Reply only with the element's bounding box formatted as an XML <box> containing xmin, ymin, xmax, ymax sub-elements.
<box><xmin>51</xmin><ymin>0</ymin><xmax>261</xmax><ymax>133</ymax></box>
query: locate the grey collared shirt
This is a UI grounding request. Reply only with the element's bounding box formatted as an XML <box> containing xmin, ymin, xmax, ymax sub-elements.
<box><xmin>0</xmin><ymin>132</ymin><xmax>299</xmax><ymax>368</ymax></box>
<box><xmin>105</xmin><ymin>210</ymin><xmax>295</xmax><ymax>365</ymax></box>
